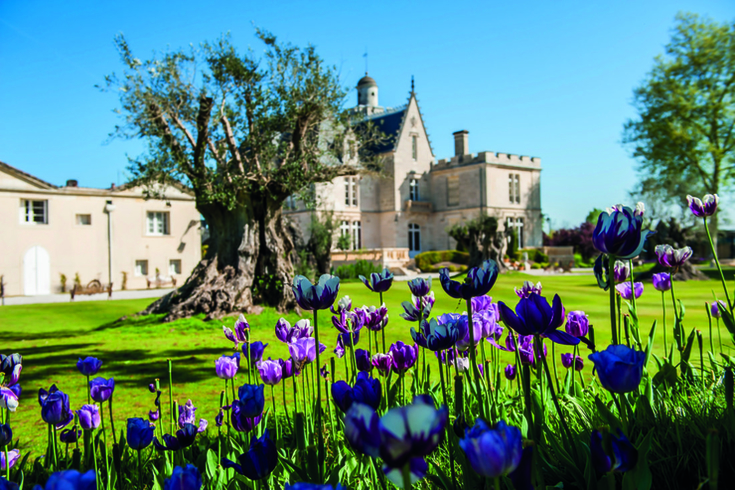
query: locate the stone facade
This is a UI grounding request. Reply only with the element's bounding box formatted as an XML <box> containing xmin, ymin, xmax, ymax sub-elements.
<box><xmin>285</xmin><ymin>76</ymin><xmax>543</xmax><ymax>263</ymax></box>
<box><xmin>0</xmin><ymin>161</ymin><xmax>201</xmax><ymax>296</ymax></box>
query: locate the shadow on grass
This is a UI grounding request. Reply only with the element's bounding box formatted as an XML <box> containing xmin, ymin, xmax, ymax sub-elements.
<box><xmin>0</xmin><ymin>329</ymin><xmax>82</xmax><ymax>343</ymax></box>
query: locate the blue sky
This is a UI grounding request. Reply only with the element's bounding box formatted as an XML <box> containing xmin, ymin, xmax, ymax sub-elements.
<box><xmin>1</xmin><ymin>0</ymin><xmax>733</xmax><ymax>228</ymax></box>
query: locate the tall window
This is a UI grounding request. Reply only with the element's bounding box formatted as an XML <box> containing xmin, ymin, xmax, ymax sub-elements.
<box><xmin>340</xmin><ymin>220</ymin><xmax>350</xmax><ymax>237</ymax></box>
<box><xmin>21</xmin><ymin>199</ymin><xmax>48</xmax><ymax>224</ymax></box>
<box><xmin>447</xmin><ymin>176</ymin><xmax>459</xmax><ymax>206</ymax></box>
<box><xmin>506</xmin><ymin>217</ymin><xmax>525</xmax><ymax>249</ymax></box>
<box><xmin>409</xmin><ymin>178</ymin><xmax>420</xmax><ymax>201</ymax></box>
<box><xmin>344</xmin><ymin>177</ymin><xmax>358</xmax><ymax>207</ymax></box>
<box><xmin>408</xmin><ymin>223</ymin><xmax>421</xmax><ymax>252</ymax></box>
<box><xmin>412</xmin><ymin>135</ymin><xmax>418</xmax><ymax>160</ymax></box>
<box><xmin>147</xmin><ymin>212</ymin><xmax>170</xmax><ymax>236</ymax></box>
<box><xmin>352</xmin><ymin>221</ymin><xmax>362</xmax><ymax>250</ymax></box>
<box><xmin>508</xmin><ymin>174</ymin><xmax>521</xmax><ymax>204</ymax></box>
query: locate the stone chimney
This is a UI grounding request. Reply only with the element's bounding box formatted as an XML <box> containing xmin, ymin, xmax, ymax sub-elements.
<box><xmin>453</xmin><ymin>130</ymin><xmax>469</xmax><ymax>156</ymax></box>
<box><xmin>66</xmin><ymin>179</ymin><xmax>78</xmax><ymax>187</ymax></box>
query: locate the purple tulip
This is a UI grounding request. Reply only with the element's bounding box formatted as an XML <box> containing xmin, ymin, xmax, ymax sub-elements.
<box><xmin>516</xmin><ymin>335</ymin><xmax>546</xmax><ymax>366</ymax></box>
<box><xmin>0</xmin><ymin>387</ymin><xmax>19</xmax><ymax>412</ymax></box>
<box><xmin>514</xmin><ymin>281</ymin><xmax>541</xmax><ymax>299</ymax></box>
<box><xmin>591</xmin><ymin>428</ymin><xmax>638</xmax><ymax>474</ymax></box>
<box><xmin>652</xmin><ymin>272</ymin><xmax>671</xmax><ymax>292</ymax></box>
<box><xmin>275</xmin><ymin>318</ymin><xmax>313</xmax><ymax>344</ymax></box>
<box><xmin>407</xmin><ymin>277</ymin><xmax>432</xmax><ymax>297</ymax></box>
<box><xmin>356</xmin><ymin>305</ymin><xmax>389</xmax><ymax>332</ymax></box>
<box><xmin>331</xmin><ymin>371</ymin><xmax>382</xmax><ymax>413</ymax></box>
<box><xmin>242</xmin><ymin>341</ymin><xmax>268</xmax><ymax>368</ymax></box>
<box><xmin>149</xmin><ymin>410</ymin><xmax>160</xmax><ymax>422</ymax></box>
<box><xmin>565</xmin><ymin>311</ymin><xmax>589</xmax><ymax>338</ymax></box>
<box><xmin>615</xmin><ymin>282</ymin><xmax>643</xmax><ymax>300</ymax></box>
<box><xmin>588</xmin><ymin>344</ymin><xmax>645</xmax><ymax>394</ymax></box>
<box><xmin>258</xmin><ymin>359</ymin><xmax>283</xmax><ymax>386</ymax></box>
<box><xmin>687</xmin><ymin>194</ymin><xmax>718</xmax><ymax>218</ymax></box>
<box><xmin>289</xmin><ymin>338</ymin><xmax>317</xmax><ymax>371</ymax></box>
<box><xmin>224</xmin><ymin>314</ymin><xmax>249</xmax><ymax>349</ymax></box>
<box><xmin>278</xmin><ymin>358</ymin><xmax>297</xmax><ymax>379</ymax></box>
<box><xmin>561</xmin><ymin>353</ymin><xmax>584</xmax><ymax>371</ymax></box>
<box><xmin>400</xmin><ymin>292</ymin><xmax>435</xmax><ymax>322</ymax></box>
<box><xmin>593</xmin><ymin>203</ymin><xmax>651</xmax><ymax>259</ymax></box>
<box><xmin>334</xmin><ymin>336</ymin><xmax>346</xmax><ymax>358</ymax></box>
<box><xmin>292</xmin><ymin>274</ymin><xmax>340</xmax><ymax>311</ymax></box>
<box><xmin>440</xmin><ymin>260</ymin><xmax>499</xmax><ymax>300</ymax></box>
<box><xmin>222</xmin><ymin>429</ymin><xmax>278</xmax><ymax>481</ymax></box>
<box><xmin>389</xmin><ymin>342</ymin><xmax>418</xmax><ymax>373</ymax></box>
<box><xmin>711</xmin><ymin>300</ymin><xmax>727</xmax><ymax>319</ymax></box>
<box><xmin>76</xmin><ymin>357</ymin><xmax>103</xmax><ymax>377</ymax></box>
<box><xmin>459</xmin><ymin>419</ymin><xmax>522</xmax><ymax>478</ymax></box>
<box><xmin>332</xmin><ymin>310</ymin><xmax>364</xmax><ymax>335</ymax></box>
<box><xmin>76</xmin><ymin>404</ymin><xmax>101</xmax><ymax>430</ymax></box>
<box><xmin>148</xmin><ymin>383</ymin><xmax>156</xmax><ymax>393</ymax></box>
<box><xmin>178</xmin><ymin>399</ymin><xmax>207</xmax><ymax>432</ymax></box>
<box><xmin>504</xmin><ymin>364</ymin><xmax>516</xmax><ymax>381</ymax></box>
<box><xmin>655</xmin><ymin>244</ymin><xmax>693</xmax><ymax>269</ymax></box>
<box><xmin>613</xmin><ymin>261</ymin><xmax>630</xmax><ymax>284</ymax></box>
<box><xmin>371</xmin><ymin>353</ymin><xmax>393</xmax><ymax>376</ymax></box>
<box><xmin>359</xmin><ymin>269</ymin><xmax>394</xmax><ymax>293</ymax></box>
<box><xmin>355</xmin><ymin>349</ymin><xmax>372</xmax><ymax>372</ymax></box>
<box><xmin>215</xmin><ymin>410</ymin><xmax>224</xmax><ymax>427</ymax></box>
<box><xmin>498</xmin><ymin>293</ymin><xmax>579</xmax><ymax>346</ymax></box>
<box><xmin>60</xmin><ymin>427</ymin><xmax>82</xmax><ymax>444</ymax></box>
<box><xmin>89</xmin><ymin>377</ymin><xmax>115</xmax><ymax>403</ymax></box>
<box><xmin>215</xmin><ymin>355</ymin><xmax>239</xmax><ymax>380</ymax></box>
<box><xmin>0</xmin><ymin>449</ymin><xmax>19</xmax><ymax>471</ymax></box>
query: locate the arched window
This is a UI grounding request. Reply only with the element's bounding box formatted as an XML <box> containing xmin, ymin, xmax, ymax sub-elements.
<box><xmin>408</xmin><ymin>223</ymin><xmax>421</xmax><ymax>255</ymax></box>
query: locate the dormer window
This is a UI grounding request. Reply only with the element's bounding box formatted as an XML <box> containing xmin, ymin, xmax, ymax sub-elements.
<box><xmin>409</xmin><ymin>178</ymin><xmax>420</xmax><ymax>201</ymax></box>
<box><xmin>412</xmin><ymin>135</ymin><xmax>418</xmax><ymax>161</ymax></box>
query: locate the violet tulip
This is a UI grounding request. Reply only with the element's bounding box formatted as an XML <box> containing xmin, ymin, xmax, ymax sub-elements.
<box><xmin>615</xmin><ymin>282</ymin><xmax>643</xmax><ymax>300</ymax></box>
<box><xmin>89</xmin><ymin>377</ymin><xmax>114</xmax><ymax>403</ymax></box>
<box><xmin>565</xmin><ymin>311</ymin><xmax>589</xmax><ymax>338</ymax></box>
<box><xmin>389</xmin><ymin>342</ymin><xmax>418</xmax><ymax>373</ymax></box>
<box><xmin>504</xmin><ymin>364</ymin><xmax>516</xmax><ymax>381</ymax></box>
<box><xmin>498</xmin><ymin>293</ymin><xmax>579</xmax><ymax>346</ymax></box>
<box><xmin>592</xmin><ymin>203</ymin><xmax>651</xmax><ymax>259</ymax></box>
<box><xmin>687</xmin><ymin>194</ymin><xmax>718</xmax><ymax>218</ymax></box>
<box><xmin>561</xmin><ymin>353</ymin><xmax>584</xmax><ymax>371</ymax></box>
<box><xmin>76</xmin><ymin>357</ymin><xmax>102</xmax><ymax>377</ymax></box>
<box><xmin>224</xmin><ymin>314</ymin><xmax>249</xmax><ymax>349</ymax></box>
<box><xmin>514</xmin><ymin>281</ymin><xmax>541</xmax><ymax>299</ymax></box>
<box><xmin>652</xmin><ymin>272</ymin><xmax>671</xmax><ymax>292</ymax></box>
<box><xmin>215</xmin><ymin>355</ymin><xmax>239</xmax><ymax>380</ymax></box>
<box><xmin>440</xmin><ymin>259</ymin><xmax>499</xmax><ymax>300</ymax></box>
<box><xmin>655</xmin><ymin>244</ymin><xmax>693</xmax><ymax>269</ymax></box>
<box><xmin>711</xmin><ymin>300</ymin><xmax>726</xmax><ymax>319</ymax></box>
<box><xmin>371</xmin><ymin>353</ymin><xmax>393</xmax><ymax>376</ymax></box>
<box><xmin>76</xmin><ymin>404</ymin><xmax>101</xmax><ymax>430</ymax></box>
<box><xmin>258</xmin><ymin>359</ymin><xmax>283</xmax><ymax>386</ymax></box>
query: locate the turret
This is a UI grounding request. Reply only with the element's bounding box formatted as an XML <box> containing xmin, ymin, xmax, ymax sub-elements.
<box><xmin>357</xmin><ymin>74</ymin><xmax>378</xmax><ymax>107</ymax></box>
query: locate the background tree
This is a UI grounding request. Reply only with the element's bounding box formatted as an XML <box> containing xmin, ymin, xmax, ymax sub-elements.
<box><xmin>104</xmin><ymin>31</ymin><xmax>382</xmax><ymax>320</ymax></box>
<box><xmin>543</xmin><ymin>221</ymin><xmax>596</xmax><ymax>262</ymax></box>
<box><xmin>447</xmin><ymin>215</ymin><xmax>508</xmax><ymax>270</ymax></box>
<box><xmin>623</xmin><ymin>12</ymin><xmax>735</xmax><ymax>253</ymax></box>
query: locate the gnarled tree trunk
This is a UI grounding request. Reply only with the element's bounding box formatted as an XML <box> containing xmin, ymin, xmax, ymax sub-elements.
<box><xmin>142</xmin><ymin>192</ymin><xmax>296</xmax><ymax>322</ymax></box>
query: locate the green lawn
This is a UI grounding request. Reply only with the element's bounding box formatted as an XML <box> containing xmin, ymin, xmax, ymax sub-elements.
<box><xmin>1</xmin><ymin>271</ymin><xmax>732</xmax><ymax>456</ymax></box>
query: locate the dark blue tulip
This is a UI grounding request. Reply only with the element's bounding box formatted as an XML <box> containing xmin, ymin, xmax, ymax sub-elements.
<box><xmin>331</xmin><ymin>381</ymin><xmax>353</xmax><ymax>413</ymax></box>
<box><xmin>126</xmin><ymin>417</ymin><xmax>154</xmax><ymax>450</ymax></box>
<box><xmin>292</xmin><ymin>274</ymin><xmax>340</xmax><ymax>311</ymax></box>
<box><xmin>687</xmin><ymin>194</ymin><xmax>718</xmax><ymax>218</ymax></box>
<box><xmin>440</xmin><ymin>260</ymin><xmax>499</xmax><ymax>300</ymax></box>
<box><xmin>215</xmin><ymin>410</ymin><xmax>224</xmax><ymax>427</ymax></box>
<box><xmin>588</xmin><ymin>344</ymin><xmax>645</xmax><ymax>394</ymax></box>
<box><xmin>459</xmin><ymin>419</ymin><xmax>522</xmax><ymax>478</ymax></box>
<box><xmin>236</xmin><ymin>384</ymin><xmax>265</xmax><ymax>418</ymax></box>
<box><xmin>285</xmin><ymin>484</ymin><xmax>346</xmax><ymax>490</ymax></box>
<box><xmin>0</xmin><ymin>424</ymin><xmax>11</xmax><ymax>448</ymax></box>
<box><xmin>411</xmin><ymin>314</ymin><xmax>466</xmax><ymax>352</ymax></box>
<box><xmin>33</xmin><ymin>470</ymin><xmax>96</xmax><ymax>490</ymax></box>
<box><xmin>338</xmin><ymin>329</ymin><xmax>361</xmax><ymax>348</ymax></box>
<box><xmin>76</xmin><ymin>357</ymin><xmax>102</xmax><ymax>377</ymax></box>
<box><xmin>593</xmin><ymin>254</ymin><xmax>610</xmax><ymax>290</ymax></box>
<box><xmin>156</xmin><ymin>425</ymin><xmax>199</xmax><ymax>452</ymax></box>
<box><xmin>592</xmin><ymin>204</ymin><xmax>652</xmax><ymax>259</ymax></box>
<box><xmin>355</xmin><ymin>349</ymin><xmax>372</xmax><ymax>372</ymax></box>
<box><xmin>407</xmin><ymin>277</ymin><xmax>432</xmax><ymax>297</ymax></box>
<box><xmin>352</xmin><ymin>372</ymin><xmax>381</xmax><ymax>410</ymax></box>
<box><xmin>0</xmin><ymin>354</ymin><xmax>22</xmax><ymax>380</ymax></box>
<box><xmin>164</xmin><ymin>464</ymin><xmax>202</xmax><ymax>490</ymax></box>
<box><xmin>242</xmin><ymin>341</ymin><xmax>268</xmax><ymax>367</ymax></box>
<box><xmin>359</xmin><ymin>268</ymin><xmax>394</xmax><ymax>293</ymax></box>
<box><xmin>230</xmin><ymin>408</ymin><xmax>262</xmax><ymax>433</ymax></box>
<box><xmin>591</xmin><ymin>428</ymin><xmax>638</xmax><ymax>474</ymax></box>
<box><xmin>344</xmin><ymin>403</ymin><xmax>381</xmax><ymax>457</ymax></box>
<box><xmin>378</xmin><ymin>396</ymin><xmax>448</xmax><ymax>468</ymax></box>
<box><xmin>148</xmin><ymin>384</ymin><xmax>156</xmax><ymax>393</ymax></box>
<box><xmin>59</xmin><ymin>428</ymin><xmax>82</xmax><ymax>444</ymax></box>
<box><xmin>222</xmin><ymin>429</ymin><xmax>278</xmax><ymax>481</ymax></box>
<box><xmin>383</xmin><ymin>457</ymin><xmax>428</xmax><ymax>488</ymax></box>
<box><xmin>509</xmin><ymin>446</ymin><xmax>534</xmax><ymax>490</ymax></box>
<box><xmin>89</xmin><ymin>377</ymin><xmax>115</xmax><ymax>403</ymax></box>
<box><xmin>40</xmin><ymin>388</ymin><xmax>73</xmax><ymax>427</ymax></box>
<box><xmin>0</xmin><ymin>478</ymin><xmax>18</xmax><ymax>490</ymax></box>
<box><xmin>154</xmin><ymin>434</ymin><xmax>180</xmax><ymax>452</ymax></box>
<box><xmin>498</xmin><ymin>293</ymin><xmax>579</xmax><ymax>346</ymax></box>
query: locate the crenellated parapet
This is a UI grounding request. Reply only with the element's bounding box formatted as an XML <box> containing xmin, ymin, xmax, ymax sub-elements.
<box><xmin>433</xmin><ymin>151</ymin><xmax>541</xmax><ymax>171</ymax></box>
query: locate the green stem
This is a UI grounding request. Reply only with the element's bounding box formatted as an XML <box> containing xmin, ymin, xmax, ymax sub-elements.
<box><xmin>465</xmin><ymin>299</ymin><xmax>485</xmax><ymax>419</ymax></box>
<box><xmin>168</xmin><ymin>359</ymin><xmax>175</xmax><ymax>436</ymax></box>
<box><xmin>380</xmin><ymin>292</ymin><xmax>386</xmax><ymax>353</ymax></box>
<box><xmin>313</xmin><ymin>309</ymin><xmax>324</xmax><ymax>481</ymax></box>
<box><xmin>551</xmin><ymin>342</ymin><xmax>560</xmax><ymax>393</ymax></box>
<box><xmin>608</xmin><ymin>255</ymin><xmax>618</xmax><ymax>344</ymax></box>
<box><xmin>436</xmin><ymin>353</ymin><xmax>458</xmax><ymax>490</ymax></box>
<box><xmin>137</xmin><ymin>448</ymin><xmax>143</xmax><ymax>488</ymax></box>
<box><xmin>705</xmin><ymin>218</ymin><xmax>733</xmax><ymax>312</ymax></box>
<box><xmin>717</xmin><ymin>318</ymin><xmax>723</xmax><ymax>353</ymax></box>
<box><xmin>707</xmin><ymin>303</ymin><xmax>715</xmax><ymax>355</ymax></box>
<box><xmin>661</xmin><ymin>292</ymin><xmax>668</xmax><ymax>358</ymax></box>
<box><xmin>402</xmin><ymin>464</ymin><xmax>412</xmax><ymax>490</ymax></box>
<box><xmin>108</xmin><ymin>395</ymin><xmax>117</xmax><ymax>446</ymax></box>
<box><xmin>571</xmin><ymin>345</ymin><xmax>577</xmax><ymax>397</ymax></box>
<box><xmin>538</xmin><ymin>336</ymin><xmax>578</xmax><ymax>461</ymax></box>
<box><xmin>271</xmin><ymin>385</ymin><xmax>279</xmax><ymax>449</ymax></box>
<box><xmin>86</xmin><ymin>374</ymin><xmax>91</xmax><ymax>405</ymax></box>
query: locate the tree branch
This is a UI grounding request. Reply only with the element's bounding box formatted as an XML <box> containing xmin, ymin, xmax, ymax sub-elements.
<box><xmin>220</xmin><ymin>114</ymin><xmax>245</xmax><ymax>174</ymax></box>
<box><xmin>193</xmin><ymin>96</ymin><xmax>215</xmax><ymax>175</ymax></box>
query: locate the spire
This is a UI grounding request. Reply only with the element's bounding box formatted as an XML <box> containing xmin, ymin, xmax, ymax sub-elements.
<box><xmin>411</xmin><ymin>75</ymin><xmax>415</xmax><ymax>95</ymax></box>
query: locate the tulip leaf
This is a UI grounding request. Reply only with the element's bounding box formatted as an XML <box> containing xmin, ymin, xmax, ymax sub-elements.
<box><xmin>644</xmin><ymin>321</ymin><xmax>657</xmax><ymax>368</ymax></box>
<box><xmin>622</xmin><ymin>430</ymin><xmax>653</xmax><ymax>490</ymax></box>
<box><xmin>205</xmin><ymin>448</ymin><xmax>218</xmax><ymax>480</ymax></box>
<box><xmin>278</xmin><ymin>449</ymin><xmax>310</xmax><ymax>482</ymax></box>
<box><xmin>594</xmin><ymin>396</ymin><xmax>623</xmax><ymax>432</ymax></box>
<box><xmin>583</xmin><ymin>449</ymin><xmax>597</xmax><ymax>490</ymax></box>
<box><xmin>720</xmin><ymin>307</ymin><xmax>735</xmax><ymax>336</ymax></box>
<box><xmin>681</xmin><ymin>328</ymin><xmax>697</xmax><ymax>363</ymax></box>
<box><xmin>652</xmin><ymin>362</ymin><xmax>678</xmax><ymax>389</ymax></box>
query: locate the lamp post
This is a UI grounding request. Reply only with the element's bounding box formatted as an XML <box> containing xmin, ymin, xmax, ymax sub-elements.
<box><xmin>104</xmin><ymin>201</ymin><xmax>115</xmax><ymax>288</ymax></box>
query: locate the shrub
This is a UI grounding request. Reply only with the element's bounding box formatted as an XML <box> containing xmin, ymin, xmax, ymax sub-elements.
<box><xmin>333</xmin><ymin>259</ymin><xmax>382</xmax><ymax>280</ymax></box>
<box><xmin>414</xmin><ymin>250</ymin><xmax>470</xmax><ymax>271</ymax></box>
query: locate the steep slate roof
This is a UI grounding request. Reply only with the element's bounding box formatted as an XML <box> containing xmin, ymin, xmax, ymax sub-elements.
<box><xmin>358</xmin><ymin>106</ymin><xmax>407</xmax><ymax>154</ymax></box>
<box><xmin>0</xmin><ymin>160</ymin><xmax>57</xmax><ymax>189</ymax></box>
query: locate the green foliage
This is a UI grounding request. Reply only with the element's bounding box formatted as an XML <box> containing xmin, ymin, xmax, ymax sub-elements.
<box><xmin>308</xmin><ymin>212</ymin><xmax>336</xmax><ymax>275</ymax></box>
<box><xmin>586</xmin><ymin>208</ymin><xmax>603</xmax><ymax>225</ymax></box>
<box><xmin>414</xmin><ymin>250</ymin><xmax>470</xmax><ymax>272</ymax></box>
<box><xmin>333</xmin><ymin>259</ymin><xmax>381</xmax><ymax>280</ymax></box>
<box><xmin>447</xmin><ymin>214</ymin><xmax>506</xmax><ymax>267</ymax></box>
<box><xmin>336</xmin><ymin>233</ymin><xmax>351</xmax><ymax>251</ymax></box>
<box><xmin>624</xmin><ymin>13</ymin><xmax>735</xmax><ymax>219</ymax></box>
<box><xmin>293</xmin><ymin>249</ymin><xmax>315</xmax><ymax>282</ymax></box>
<box><xmin>508</xmin><ymin>228</ymin><xmax>519</xmax><ymax>257</ymax></box>
<box><xmin>59</xmin><ymin>273</ymin><xmax>67</xmax><ymax>293</ymax></box>
<box><xmin>74</xmin><ymin>272</ymin><xmax>81</xmax><ymax>286</ymax></box>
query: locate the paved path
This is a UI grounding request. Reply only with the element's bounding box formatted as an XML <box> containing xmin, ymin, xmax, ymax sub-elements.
<box><xmin>1</xmin><ymin>288</ymin><xmax>174</xmax><ymax>306</ymax></box>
